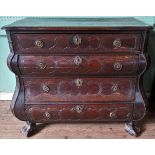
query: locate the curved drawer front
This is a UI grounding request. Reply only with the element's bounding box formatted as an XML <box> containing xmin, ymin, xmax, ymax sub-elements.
<box><xmin>24</xmin><ymin>77</ymin><xmax>136</xmax><ymax>102</ymax></box>
<box><xmin>25</xmin><ymin>104</ymin><xmax>133</xmax><ymax>122</ymax></box>
<box><xmin>13</xmin><ymin>33</ymin><xmax>141</xmax><ymax>53</ymax></box>
<box><xmin>19</xmin><ymin>55</ymin><xmax>139</xmax><ymax>75</ymax></box>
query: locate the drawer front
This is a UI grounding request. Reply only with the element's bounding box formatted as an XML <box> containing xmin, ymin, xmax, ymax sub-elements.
<box><xmin>13</xmin><ymin>33</ymin><xmax>141</xmax><ymax>53</ymax></box>
<box><xmin>19</xmin><ymin>55</ymin><xmax>139</xmax><ymax>75</ymax></box>
<box><xmin>25</xmin><ymin>104</ymin><xmax>133</xmax><ymax>122</ymax></box>
<box><xmin>24</xmin><ymin>77</ymin><xmax>136</xmax><ymax>102</ymax></box>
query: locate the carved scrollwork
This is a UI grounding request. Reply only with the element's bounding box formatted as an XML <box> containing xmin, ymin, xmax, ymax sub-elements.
<box><xmin>21</xmin><ymin>121</ymin><xmax>37</xmax><ymax>137</ymax></box>
<box><xmin>125</xmin><ymin>122</ymin><xmax>141</xmax><ymax>137</ymax></box>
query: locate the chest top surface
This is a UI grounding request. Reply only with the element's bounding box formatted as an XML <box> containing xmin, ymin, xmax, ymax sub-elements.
<box><xmin>2</xmin><ymin>17</ymin><xmax>152</xmax><ymax>31</ymax></box>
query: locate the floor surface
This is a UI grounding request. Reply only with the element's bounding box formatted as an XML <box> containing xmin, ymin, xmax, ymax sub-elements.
<box><xmin>0</xmin><ymin>101</ymin><xmax>155</xmax><ymax>139</ymax></box>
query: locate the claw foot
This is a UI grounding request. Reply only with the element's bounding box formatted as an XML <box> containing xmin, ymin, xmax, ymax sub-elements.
<box><xmin>125</xmin><ymin>122</ymin><xmax>141</xmax><ymax>137</ymax></box>
<box><xmin>21</xmin><ymin>121</ymin><xmax>37</xmax><ymax>137</ymax></box>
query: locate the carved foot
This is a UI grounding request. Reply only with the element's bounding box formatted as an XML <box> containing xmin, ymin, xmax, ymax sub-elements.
<box><xmin>21</xmin><ymin>121</ymin><xmax>37</xmax><ymax>137</ymax></box>
<box><xmin>125</xmin><ymin>122</ymin><xmax>141</xmax><ymax>137</ymax></box>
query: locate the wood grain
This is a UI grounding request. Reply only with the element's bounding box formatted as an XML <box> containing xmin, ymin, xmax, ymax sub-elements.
<box><xmin>4</xmin><ymin>18</ymin><xmax>152</xmax><ymax>136</ymax></box>
<box><xmin>0</xmin><ymin>101</ymin><xmax>155</xmax><ymax>139</ymax></box>
<box><xmin>19</xmin><ymin>55</ymin><xmax>139</xmax><ymax>76</ymax></box>
<box><xmin>24</xmin><ymin>77</ymin><xmax>136</xmax><ymax>102</ymax></box>
<box><xmin>13</xmin><ymin>33</ymin><xmax>141</xmax><ymax>54</ymax></box>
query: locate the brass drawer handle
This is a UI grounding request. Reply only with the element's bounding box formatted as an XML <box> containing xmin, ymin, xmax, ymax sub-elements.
<box><xmin>113</xmin><ymin>62</ymin><xmax>122</xmax><ymax>71</ymax></box>
<box><xmin>42</xmin><ymin>84</ymin><xmax>50</xmax><ymax>93</ymax></box>
<box><xmin>111</xmin><ymin>84</ymin><xmax>119</xmax><ymax>92</ymax></box>
<box><xmin>109</xmin><ymin>111</ymin><xmax>117</xmax><ymax>119</ymax></box>
<box><xmin>75</xmin><ymin>79</ymin><xmax>83</xmax><ymax>87</ymax></box>
<box><xmin>38</xmin><ymin>62</ymin><xmax>47</xmax><ymax>70</ymax></box>
<box><xmin>44</xmin><ymin>112</ymin><xmax>51</xmax><ymax>119</ymax></box>
<box><xmin>73</xmin><ymin>35</ymin><xmax>82</xmax><ymax>46</ymax></box>
<box><xmin>75</xmin><ymin>105</ymin><xmax>84</xmax><ymax>113</ymax></box>
<box><xmin>113</xmin><ymin>39</ymin><xmax>121</xmax><ymax>48</ymax></box>
<box><xmin>34</xmin><ymin>40</ymin><xmax>44</xmax><ymax>48</ymax></box>
<box><xmin>74</xmin><ymin>56</ymin><xmax>82</xmax><ymax>65</ymax></box>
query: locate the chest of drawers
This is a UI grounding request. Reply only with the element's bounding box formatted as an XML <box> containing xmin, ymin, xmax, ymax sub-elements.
<box><xmin>3</xmin><ymin>17</ymin><xmax>152</xmax><ymax>137</ymax></box>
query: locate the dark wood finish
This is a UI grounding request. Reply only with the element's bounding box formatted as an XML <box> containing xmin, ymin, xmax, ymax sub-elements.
<box><xmin>13</xmin><ymin>33</ymin><xmax>142</xmax><ymax>53</ymax></box>
<box><xmin>21</xmin><ymin>121</ymin><xmax>37</xmax><ymax>137</ymax></box>
<box><xmin>3</xmin><ymin>17</ymin><xmax>152</xmax><ymax>137</ymax></box>
<box><xmin>125</xmin><ymin>122</ymin><xmax>141</xmax><ymax>137</ymax></box>
<box><xmin>2</xmin><ymin>101</ymin><xmax>155</xmax><ymax>139</ymax></box>
<box><xmin>25</xmin><ymin>103</ymin><xmax>133</xmax><ymax>123</ymax></box>
<box><xmin>24</xmin><ymin>77</ymin><xmax>136</xmax><ymax>102</ymax></box>
<box><xmin>19</xmin><ymin>55</ymin><xmax>141</xmax><ymax>76</ymax></box>
<box><xmin>149</xmin><ymin>79</ymin><xmax>155</xmax><ymax>111</ymax></box>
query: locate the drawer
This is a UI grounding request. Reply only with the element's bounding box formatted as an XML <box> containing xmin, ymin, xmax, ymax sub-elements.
<box><xmin>25</xmin><ymin>104</ymin><xmax>133</xmax><ymax>122</ymax></box>
<box><xmin>24</xmin><ymin>77</ymin><xmax>136</xmax><ymax>102</ymax></box>
<box><xmin>13</xmin><ymin>33</ymin><xmax>142</xmax><ymax>53</ymax></box>
<box><xmin>19</xmin><ymin>55</ymin><xmax>139</xmax><ymax>75</ymax></box>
